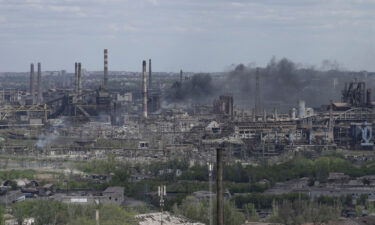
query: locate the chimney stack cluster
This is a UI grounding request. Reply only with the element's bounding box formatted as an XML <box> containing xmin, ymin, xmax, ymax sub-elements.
<box><xmin>30</xmin><ymin>62</ymin><xmax>43</xmax><ymax>105</ymax></box>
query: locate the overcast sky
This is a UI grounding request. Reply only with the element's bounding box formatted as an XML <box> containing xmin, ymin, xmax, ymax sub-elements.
<box><xmin>0</xmin><ymin>0</ymin><xmax>374</xmax><ymax>72</ymax></box>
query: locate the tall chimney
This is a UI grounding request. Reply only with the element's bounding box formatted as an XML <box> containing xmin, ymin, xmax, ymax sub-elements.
<box><xmin>75</xmin><ymin>62</ymin><xmax>78</xmax><ymax>95</ymax></box>
<box><xmin>37</xmin><ymin>62</ymin><xmax>42</xmax><ymax>104</ymax></box>
<box><xmin>142</xmin><ymin>60</ymin><xmax>148</xmax><ymax>119</ymax></box>
<box><xmin>216</xmin><ymin>147</ymin><xmax>224</xmax><ymax>225</ymax></box>
<box><xmin>298</xmin><ymin>100</ymin><xmax>305</xmax><ymax>118</ymax></box>
<box><xmin>78</xmin><ymin>63</ymin><xmax>82</xmax><ymax>98</ymax></box>
<box><xmin>148</xmin><ymin>59</ymin><xmax>152</xmax><ymax>89</ymax></box>
<box><xmin>30</xmin><ymin>63</ymin><xmax>35</xmax><ymax>104</ymax></box>
<box><xmin>180</xmin><ymin>69</ymin><xmax>183</xmax><ymax>83</ymax></box>
<box><xmin>274</xmin><ymin>108</ymin><xmax>278</xmax><ymax>121</ymax></box>
<box><xmin>104</xmin><ymin>49</ymin><xmax>108</xmax><ymax>89</ymax></box>
<box><xmin>254</xmin><ymin>68</ymin><xmax>261</xmax><ymax>115</ymax></box>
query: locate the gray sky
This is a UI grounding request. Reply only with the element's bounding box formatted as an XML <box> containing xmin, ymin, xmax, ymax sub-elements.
<box><xmin>0</xmin><ymin>0</ymin><xmax>374</xmax><ymax>72</ymax></box>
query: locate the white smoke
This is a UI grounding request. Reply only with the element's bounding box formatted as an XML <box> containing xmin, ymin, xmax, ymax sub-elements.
<box><xmin>35</xmin><ymin>117</ymin><xmax>68</xmax><ymax>149</ymax></box>
<box><xmin>35</xmin><ymin>130</ymin><xmax>59</xmax><ymax>149</ymax></box>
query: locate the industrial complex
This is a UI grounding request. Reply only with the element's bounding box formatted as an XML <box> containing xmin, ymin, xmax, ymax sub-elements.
<box><xmin>0</xmin><ymin>50</ymin><xmax>374</xmax><ymax>164</ymax></box>
<box><xmin>0</xmin><ymin>50</ymin><xmax>375</xmax><ymax>224</ymax></box>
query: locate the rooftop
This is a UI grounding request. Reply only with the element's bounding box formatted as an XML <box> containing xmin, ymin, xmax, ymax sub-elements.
<box><xmin>103</xmin><ymin>186</ymin><xmax>124</xmax><ymax>194</ymax></box>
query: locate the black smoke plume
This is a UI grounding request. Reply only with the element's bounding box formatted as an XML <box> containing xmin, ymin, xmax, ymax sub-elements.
<box><xmin>165</xmin><ymin>73</ymin><xmax>216</xmax><ymax>103</ymax></box>
<box><xmin>165</xmin><ymin>57</ymin><xmax>368</xmax><ymax>111</ymax></box>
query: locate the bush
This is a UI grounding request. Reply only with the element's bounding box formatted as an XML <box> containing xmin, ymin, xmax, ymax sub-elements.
<box><xmin>12</xmin><ymin>200</ymin><xmax>138</xmax><ymax>225</ymax></box>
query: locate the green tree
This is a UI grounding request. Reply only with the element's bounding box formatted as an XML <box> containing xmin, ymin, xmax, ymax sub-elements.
<box><xmin>12</xmin><ymin>201</ymin><xmax>34</xmax><ymax>225</ymax></box>
<box><xmin>358</xmin><ymin>194</ymin><xmax>368</xmax><ymax>206</ymax></box>
<box><xmin>174</xmin><ymin>196</ymin><xmax>245</xmax><ymax>225</ymax></box>
<box><xmin>244</xmin><ymin>203</ymin><xmax>258</xmax><ymax>222</ymax></box>
<box><xmin>12</xmin><ymin>200</ymin><xmax>138</xmax><ymax>225</ymax></box>
<box><xmin>0</xmin><ymin>206</ymin><xmax>5</xmax><ymax>225</ymax></box>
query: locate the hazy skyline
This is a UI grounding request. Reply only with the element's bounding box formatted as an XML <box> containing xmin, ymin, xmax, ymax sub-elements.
<box><xmin>0</xmin><ymin>0</ymin><xmax>374</xmax><ymax>72</ymax></box>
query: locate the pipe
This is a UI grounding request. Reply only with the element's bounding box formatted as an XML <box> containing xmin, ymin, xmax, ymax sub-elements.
<box><xmin>104</xmin><ymin>49</ymin><xmax>108</xmax><ymax>89</ymax></box>
<box><xmin>216</xmin><ymin>147</ymin><xmax>224</xmax><ymax>225</ymax></box>
<box><xmin>142</xmin><ymin>60</ymin><xmax>148</xmax><ymax>119</ymax></box>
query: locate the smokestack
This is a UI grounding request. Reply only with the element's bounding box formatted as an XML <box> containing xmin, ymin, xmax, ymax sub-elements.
<box><xmin>254</xmin><ymin>68</ymin><xmax>261</xmax><ymax>115</ymax></box>
<box><xmin>298</xmin><ymin>100</ymin><xmax>305</xmax><ymax>118</ymax></box>
<box><xmin>75</xmin><ymin>62</ymin><xmax>78</xmax><ymax>95</ymax></box>
<box><xmin>216</xmin><ymin>147</ymin><xmax>224</xmax><ymax>225</ymax></box>
<box><xmin>142</xmin><ymin>60</ymin><xmax>148</xmax><ymax>119</ymax></box>
<box><xmin>104</xmin><ymin>49</ymin><xmax>108</xmax><ymax>89</ymax></box>
<box><xmin>77</xmin><ymin>63</ymin><xmax>82</xmax><ymax>99</ymax></box>
<box><xmin>252</xmin><ymin>108</ymin><xmax>256</xmax><ymax>122</ymax></box>
<box><xmin>30</xmin><ymin>63</ymin><xmax>35</xmax><ymax>104</ymax></box>
<box><xmin>180</xmin><ymin>69</ymin><xmax>183</xmax><ymax>83</ymax></box>
<box><xmin>37</xmin><ymin>62</ymin><xmax>42</xmax><ymax>104</ymax></box>
<box><xmin>263</xmin><ymin>109</ymin><xmax>267</xmax><ymax>122</ymax></box>
<box><xmin>148</xmin><ymin>59</ymin><xmax>152</xmax><ymax>89</ymax></box>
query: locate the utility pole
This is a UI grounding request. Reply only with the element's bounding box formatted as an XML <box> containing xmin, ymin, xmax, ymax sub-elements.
<box><xmin>158</xmin><ymin>185</ymin><xmax>166</xmax><ymax>225</ymax></box>
<box><xmin>208</xmin><ymin>162</ymin><xmax>213</xmax><ymax>225</ymax></box>
<box><xmin>216</xmin><ymin>148</ymin><xmax>224</xmax><ymax>225</ymax></box>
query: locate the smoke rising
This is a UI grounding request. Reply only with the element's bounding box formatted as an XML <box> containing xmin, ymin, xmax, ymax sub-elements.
<box><xmin>35</xmin><ymin>117</ymin><xmax>69</xmax><ymax>149</ymax></box>
<box><xmin>165</xmin><ymin>73</ymin><xmax>216</xmax><ymax>103</ymax></box>
<box><xmin>165</xmin><ymin>57</ymin><xmax>366</xmax><ymax>111</ymax></box>
<box><xmin>36</xmin><ymin>130</ymin><xmax>59</xmax><ymax>149</ymax></box>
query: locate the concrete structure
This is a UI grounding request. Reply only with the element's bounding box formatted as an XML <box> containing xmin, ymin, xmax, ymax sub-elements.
<box><xmin>102</xmin><ymin>186</ymin><xmax>124</xmax><ymax>204</ymax></box>
<box><xmin>52</xmin><ymin>186</ymin><xmax>124</xmax><ymax>205</ymax></box>
<box><xmin>213</xmin><ymin>95</ymin><xmax>234</xmax><ymax>118</ymax></box>
<box><xmin>137</xmin><ymin>212</ymin><xmax>204</xmax><ymax>225</ymax></box>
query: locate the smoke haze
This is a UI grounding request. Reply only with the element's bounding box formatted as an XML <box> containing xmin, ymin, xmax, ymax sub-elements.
<box><xmin>165</xmin><ymin>57</ymin><xmax>373</xmax><ymax>112</ymax></box>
